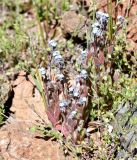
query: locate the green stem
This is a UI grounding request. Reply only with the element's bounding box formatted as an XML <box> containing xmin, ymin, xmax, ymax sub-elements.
<box><xmin>33</xmin><ymin>1</ymin><xmax>46</xmax><ymax>47</ymax></box>
<box><xmin>36</xmin><ymin>68</ymin><xmax>47</xmax><ymax>111</ymax></box>
<box><xmin>30</xmin><ymin>44</ymin><xmax>47</xmax><ymax>111</ymax></box>
<box><xmin>93</xmin><ymin>0</ymin><xmax>96</xmax><ymax>22</ymax></box>
<box><xmin>45</xmin><ymin>0</ymin><xmax>50</xmax><ymax>36</ymax></box>
<box><xmin>108</xmin><ymin>0</ymin><xmax>113</xmax><ymax>41</ymax></box>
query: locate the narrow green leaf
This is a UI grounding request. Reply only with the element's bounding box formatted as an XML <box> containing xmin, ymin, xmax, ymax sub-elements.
<box><xmin>31</xmin><ymin>74</ymin><xmax>43</xmax><ymax>93</ymax></box>
<box><xmin>108</xmin><ymin>0</ymin><xmax>113</xmax><ymax>41</ymax></box>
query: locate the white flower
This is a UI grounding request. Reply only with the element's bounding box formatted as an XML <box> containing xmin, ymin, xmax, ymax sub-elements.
<box><xmin>69</xmin><ymin>86</ymin><xmax>74</xmax><ymax>93</ymax></box>
<box><xmin>54</xmin><ymin>54</ymin><xmax>62</xmax><ymax>60</ymax></box>
<box><xmin>77</xmin><ymin>97</ymin><xmax>87</xmax><ymax>105</ymax></box>
<box><xmin>92</xmin><ymin>22</ymin><xmax>103</xmax><ymax>37</ymax></box>
<box><xmin>73</xmin><ymin>89</ymin><xmax>80</xmax><ymax>98</ymax></box>
<box><xmin>59</xmin><ymin>100</ymin><xmax>69</xmax><ymax>112</ymax></box>
<box><xmin>117</xmin><ymin>15</ymin><xmax>125</xmax><ymax>25</ymax></box>
<box><xmin>96</xmin><ymin>11</ymin><xmax>109</xmax><ymax>24</ymax></box>
<box><xmin>81</xmin><ymin>49</ymin><xmax>87</xmax><ymax>55</ymax></box>
<box><xmin>80</xmin><ymin>69</ymin><xmax>88</xmax><ymax>79</ymax></box>
<box><xmin>53</xmin><ymin>53</ymin><xmax>64</xmax><ymax>68</ymax></box>
<box><xmin>52</xmin><ymin>51</ymin><xmax>60</xmax><ymax>57</ymax></box>
<box><xmin>68</xmin><ymin>110</ymin><xmax>77</xmax><ymax>119</ymax></box>
<box><xmin>80</xmin><ymin>49</ymin><xmax>88</xmax><ymax>62</ymax></box>
<box><xmin>92</xmin><ymin>21</ymin><xmax>100</xmax><ymax>28</ymax></box>
<box><xmin>39</xmin><ymin>67</ymin><xmax>46</xmax><ymax>77</ymax></box>
<box><xmin>92</xmin><ymin>21</ymin><xmax>103</xmax><ymax>37</ymax></box>
<box><xmin>56</xmin><ymin>73</ymin><xmax>64</xmax><ymax>81</ymax></box>
<box><xmin>59</xmin><ymin>101</ymin><xmax>67</xmax><ymax>107</ymax></box>
<box><xmin>48</xmin><ymin>40</ymin><xmax>57</xmax><ymax>48</ymax></box>
<box><xmin>54</xmin><ymin>54</ymin><xmax>63</xmax><ymax>64</ymax></box>
<box><xmin>107</xmin><ymin>124</ymin><xmax>113</xmax><ymax>133</ymax></box>
<box><xmin>92</xmin><ymin>26</ymin><xmax>103</xmax><ymax>37</ymax></box>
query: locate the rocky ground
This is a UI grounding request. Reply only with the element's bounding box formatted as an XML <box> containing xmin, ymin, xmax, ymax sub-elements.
<box><xmin>0</xmin><ymin>0</ymin><xmax>137</xmax><ymax>159</ymax></box>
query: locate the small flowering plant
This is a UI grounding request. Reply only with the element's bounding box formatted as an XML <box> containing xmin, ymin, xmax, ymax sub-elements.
<box><xmin>29</xmin><ymin>5</ymin><xmax>137</xmax><ymax>158</ymax></box>
<box><xmin>37</xmin><ymin>11</ymin><xmax>127</xmax><ymax>143</ymax></box>
<box><xmin>37</xmin><ymin>39</ymin><xmax>90</xmax><ymax>141</ymax></box>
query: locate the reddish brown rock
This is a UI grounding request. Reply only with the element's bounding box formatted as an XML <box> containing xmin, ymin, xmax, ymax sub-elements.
<box><xmin>128</xmin><ymin>2</ymin><xmax>137</xmax><ymax>17</ymax></box>
<box><xmin>61</xmin><ymin>11</ymin><xmax>88</xmax><ymax>40</ymax></box>
<box><xmin>127</xmin><ymin>17</ymin><xmax>137</xmax><ymax>51</ymax></box>
<box><xmin>10</xmin><ymin>71</ymin><xmax>50</xmax><ymax>125</ymax></box>
<box><xmin>0</xmin><ymin>122</ymin><xmax>72</xmax><ymax>160</ymax></box>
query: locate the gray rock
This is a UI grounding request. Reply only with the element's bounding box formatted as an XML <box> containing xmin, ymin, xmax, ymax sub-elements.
<box><xmin>0</xmin><ymin>75</ymin><xmax>12</xmax><ymax>124</ymax></box>
<box><xmin>0</xmin><ymin>77</ymin><xmax>12</xmax><ymax>105</ymax></box>
<box><xmin>117</xmin><ymin>102</ymin><xmax>129</xmax><ymax>114</ymax></box>
<box><xmin>112</xmin><ymin>102</ymin><xmax>137</xmax><ymax>159</ymax></box>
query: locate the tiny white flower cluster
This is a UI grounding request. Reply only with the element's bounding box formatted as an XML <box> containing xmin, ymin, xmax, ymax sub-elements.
<box><xmin>117</xmin><ymin>15</ymin><xmax>125</xmax><ymax>25</ymax></box>
<box><xmin>59</xmin><ymin>100</ymin><xmax>70</xmax><ymax>112</ymax></box>
<box><xmin>77</xmin><ymin>96</ymin><xmax>87</xmax><ymax>105</ymax></box>
<box><xmin>68</xmin><ymin>86</ymin><xmax>87</xmax><ymax>105</ymax></box>
<box><xmin>56</xmin><ymin>73</ymin><xmax>64</xmax><ymax>81</ymax></box>
<box><xmin>39</xmin><ymin>67</ymin><xmax>46</xmax><ymax>78</ymax></box>
<box><xmin>80</xmin><ymin>69</ymin><xmax>88</xmax><ymax>79</ymax></box>
<box><xmin>52</xmin><ymin>50</ymin><xmax>60</xmax><ymax>57</ymax></box>
<box><xmin>91</xmin><ymin>11</ymin><xmax>109</xmax><ymax>38</ymax></box>
<box><xmin>96</xmin><ymin>11</ymin><xmax>109</xmax><ymax>26</ymax></box>
<box><xmin>73</xmin><ymin>88</ymin><xmax>80</xmax><ymax>98</ymax></box>
<box><xmin>92</xmin><ymin>22</ymin><xmax>103</xmax><ymax>37</ymax></box>
<box><xmin>48</xmin><ymin>40</ymin><xmax>57</xmax><ymax>50</ymax></box>
<box><xmin>52</xmin><ymin>50</ymin><xmax>64</xmax><ymax>69</ymax></box>
<box><xmin>48</xmin><ymin>40</ymin><xmax>65</xmax><ymax>83</ymax></box>
<box><xmin>69</xmin><ymin>86</ymin><xmax>74</xmax><ymax>93</ymax></box>
<box><xmin>68</xmin><ymin>110</ymin><xmax>78</xmax><ymax>119</ymax></box>
<box><xmin>48</xmin><ymin>40</ymin><xmax>64</xmax><ymax>69</ymax></box>
<box><xmin>78</xmin><ymin>49</ymin><xmax>88</xmax><ymax>65</ymax></box>
<box><xmin>91</xmin><ymin>12</ymin><xmax>126</xmax><ymax>39</ymax></box>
